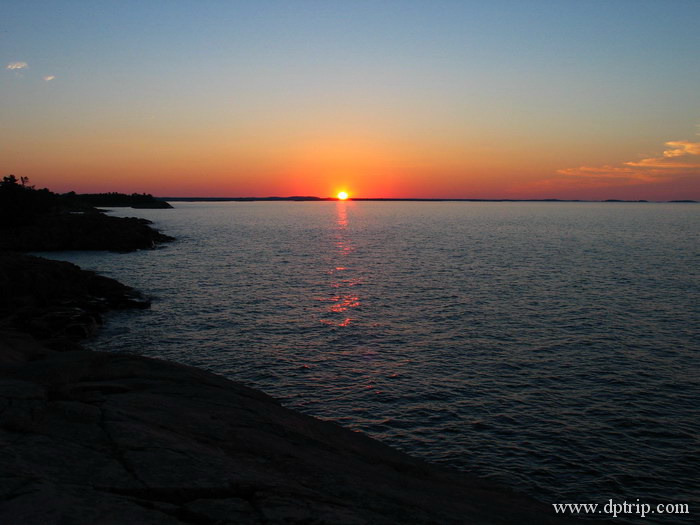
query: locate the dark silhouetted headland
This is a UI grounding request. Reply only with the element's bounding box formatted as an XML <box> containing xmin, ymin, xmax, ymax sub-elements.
<box><xmin>0</xmin><ymin>176</ymin><xmax>173</xmax><ymax>252</ymax></box>
<box><xmin>68</xmin><ymin>191</ymin><xmax>173</xmax><ymax>209</ymax></box>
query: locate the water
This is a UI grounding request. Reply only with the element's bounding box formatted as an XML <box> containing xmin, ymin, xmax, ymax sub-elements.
<box><xmin>37</xmin><ymin>201</ymin><xmax>699</xmax><ymax>522</ymax></box>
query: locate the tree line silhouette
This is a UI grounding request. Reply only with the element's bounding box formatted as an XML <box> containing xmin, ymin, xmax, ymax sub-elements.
<box><xmin>1</xmin><ymin>175</ymin><xmax>170</xmax><ymax>228</ymax></box>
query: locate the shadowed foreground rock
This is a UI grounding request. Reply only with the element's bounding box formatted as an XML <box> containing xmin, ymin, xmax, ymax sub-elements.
<box><xmin>0</xmin><ymin>212</ymin><xmax>174</xmax><ymax>252</ymax></box>
<box><xmin>0</xmin><ymin>254</ymin><xmax>150</xmax><ymax>351</ymax></box>
<box><xmin>0</xmin><ymin>341</ymin><xmax>579</xmax><ymax>525</ymax></box>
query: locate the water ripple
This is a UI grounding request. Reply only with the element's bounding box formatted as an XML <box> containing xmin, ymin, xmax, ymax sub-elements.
<box><xmin>38</xmin><ymin>201</ymin><xmax>699</xmax><ymax>524</ymax></box>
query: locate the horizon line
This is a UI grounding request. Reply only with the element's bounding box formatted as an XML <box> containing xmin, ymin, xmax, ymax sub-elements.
<box><xmin>157</xmin><ymin>196</ymin><xmax>697</xmax><ymax>203</ymax></box>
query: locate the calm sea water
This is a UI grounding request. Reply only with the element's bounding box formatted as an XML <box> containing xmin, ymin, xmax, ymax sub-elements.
<box><xmin>39</xmin><ymin>202</ymin><xmax>699</xmax><ymax>522</ymax></box>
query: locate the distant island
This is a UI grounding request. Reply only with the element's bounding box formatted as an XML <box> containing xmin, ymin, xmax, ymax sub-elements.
<box><xmin>68</xmin><ymin>191</ymin><xmax>173</xmax><ymax>209</ymax></box>
<box><xmin>163</xmin><ymin>196</ymin><xmax>696</xmax><ymax>203</ymax></box>
<box><xmin>163</xmin><ymin>196</ymin><xmax>585</xmax><ymax>202</ymax></box>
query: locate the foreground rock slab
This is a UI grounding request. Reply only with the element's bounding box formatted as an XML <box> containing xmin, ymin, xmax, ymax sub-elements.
<box><xmin>0</xmin><ymin>344</ymin><xmax>579</xmax><ymax>524</ymax></box>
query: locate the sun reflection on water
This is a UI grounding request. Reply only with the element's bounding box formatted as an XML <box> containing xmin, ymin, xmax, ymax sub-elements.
<box><xmin>318</xmin><ymin>201</ymin><xmax>362</xmax><ymax>327</ymax></box>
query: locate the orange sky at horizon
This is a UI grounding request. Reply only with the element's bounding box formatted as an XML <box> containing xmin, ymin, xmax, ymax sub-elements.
<box><xmin>11</xmin><ymin>129</ymin><xmax>700</xmax><ymax>201</ymax></box>
<box><xmin>3</xmin><ymin>2</ymin><xmax>700</xmax><ymax>201</ymax></box>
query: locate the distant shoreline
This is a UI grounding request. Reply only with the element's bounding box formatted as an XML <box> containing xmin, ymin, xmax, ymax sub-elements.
<box><xmin>160</xmin><ymin>196</ymin><xmax>697</xmax><ymax>203</ymax></box>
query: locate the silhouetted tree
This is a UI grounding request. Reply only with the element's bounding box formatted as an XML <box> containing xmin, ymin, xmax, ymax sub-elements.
<box><xmin>2</xmin><ymin>174</ymin><xmax>19</xmax><ymax>187</ymax></box>
<box><xmin>0</xmin><ymin>175</ymin><xmax>63</xmax><ymax>227</ymax></box>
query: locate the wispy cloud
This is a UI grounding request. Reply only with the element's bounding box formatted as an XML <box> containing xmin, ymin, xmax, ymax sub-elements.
<box><xmin>557</xmin><ymin>138</ymin><xmax>700</xmax><ymax>184</ymax></box>
<box><xmin>661</xmin><ymin>141</ymin><xmax>700</xmax><ymax>157</ymax></box>
<box><xmin>6</xmin><ymin>61</ymin><xmax>28</xmax><ymax>70</ymax></box>
<box><xmin>43</xmin><ymin>75</ymin><xmax>56</xmax><ymax>82</ymax></box>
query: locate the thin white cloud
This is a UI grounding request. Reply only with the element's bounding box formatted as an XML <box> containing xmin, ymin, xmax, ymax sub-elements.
<box><xmin>557</xmin><ymin>165</ymin><xmax>639</xmax><ymax>178</ymax></box>
<box><xmin>6</xmin><ymin>61</ymin><xmax>28</xmax><ymax>70</ymax></box>
<box><xmin>624</xmin><ymin>159</ymin><xmax>700</xmax><ymax>169</ymax></box>
<box><xmin>43</xmin><ymin>75</ymin><xmax>56</xmax><ymax>82</ymax></box>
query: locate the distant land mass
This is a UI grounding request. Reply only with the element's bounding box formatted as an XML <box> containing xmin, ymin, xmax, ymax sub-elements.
<box><xmin>70</xmin><ymin>191</ymin><xmax>173</xmax><ymax>209</ymax></box>
<box><xmin>162</xmin><ymin>196</ymin><xmax>696</xmax><ymax>203</ymax></box>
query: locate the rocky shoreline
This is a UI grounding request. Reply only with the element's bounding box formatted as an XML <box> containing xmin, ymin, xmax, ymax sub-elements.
<box><xmin>0</xmin><ymin>254</ymin><xmax>151</xmax><ymax>352</ymax></box>
<box><xmin>0</xmin><ymin>214</ymin><xmax>586</xmax><ymax>523</ymax></box>
<box><xmin>0</xmin><ymin>212</ymin><xmax>174</xmax><ymax>252</ymax></box>
<box><xmin>0</xmin><ymin>178</ymin><xmax>174</xmax><ymax>252</ymax></box>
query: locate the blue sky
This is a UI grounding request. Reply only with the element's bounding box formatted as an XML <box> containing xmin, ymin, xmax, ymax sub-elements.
<box><xmin>3</xmin><ymin>1</ymin><xmax>700</xmax><ymax>198</ymax></box>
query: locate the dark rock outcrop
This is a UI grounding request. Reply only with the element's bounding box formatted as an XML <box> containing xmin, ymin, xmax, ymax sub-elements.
<box><xmin>0</xmin><ymin>177</ymin><xmax>173</xmax><ymax>252</ymax></box>
<box><xmin>0</xmin><ymin>212</ymin><xmax>174</xmax><ymax>252</ymax></box>
<box><xmin>0</xmin><ymin>254</ymin><xmax>149</xmax><ymax>350</ymax></box>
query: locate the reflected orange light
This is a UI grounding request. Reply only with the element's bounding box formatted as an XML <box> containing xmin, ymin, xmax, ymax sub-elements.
<box><xmin>316</xmin><ymin>200</ymin><xmax>362</xmax><ymax>327</ymax></box>
<box><xmin>329</xmin><ymin>295</ymin><xmax>361</xmax><ymax>313</ymax></box>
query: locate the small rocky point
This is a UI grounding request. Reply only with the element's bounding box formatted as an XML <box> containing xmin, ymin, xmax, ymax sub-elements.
<box><xmin>0</xmin><ymin>254</ymin><xmax>150</xmax><ymax>351</ymax></box>
<box><xmin>0</xmin><ymin>212</ymin><xmax>174</xmax><ymax>252</ymax></box>
<box><xmin>0</xmin><ymin>177</ymin><xmax>174</xmax><ymax>252</ymax></box>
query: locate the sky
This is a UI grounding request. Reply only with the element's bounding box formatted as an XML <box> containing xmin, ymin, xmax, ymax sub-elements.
<box><xmin>2</xmin><ymin>0</ymin><xmax>700</xmax><ymax>200</ymax></box>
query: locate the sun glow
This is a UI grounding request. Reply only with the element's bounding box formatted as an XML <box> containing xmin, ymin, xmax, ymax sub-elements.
<box><xmin>337</xmin><ymin>191</ymin><xmax>349</xmax><ymax>200</ymax></box>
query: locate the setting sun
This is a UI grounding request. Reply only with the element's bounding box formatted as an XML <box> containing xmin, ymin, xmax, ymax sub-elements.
<box><xmin>337</xmin><ymin>191</ymin><xmax>349</xmax><ymax>200</ymax></box>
